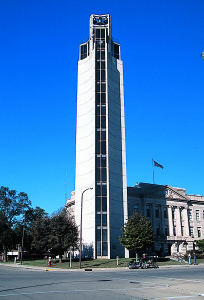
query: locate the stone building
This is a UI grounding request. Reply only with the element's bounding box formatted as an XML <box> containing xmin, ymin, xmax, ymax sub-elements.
<box><xmin>67</xmin><ymin>182</ymin><xmax>204</xmax><ymax>257</ymax></box>
<box><xmin>128</xmin><ymin>183</ymin><xmax>204</xmax><ymax>256</ymax></box>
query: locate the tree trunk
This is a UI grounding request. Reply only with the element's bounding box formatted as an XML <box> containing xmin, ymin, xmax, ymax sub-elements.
<box><xmin>59</xmin><ymin>254</ymin><xmax>62</xmax><ymax>263</ymax></box>
<box><xmin>3</xmin><ymin>245</ymin><xmax>7</xmax><ymax>262</ymax></box>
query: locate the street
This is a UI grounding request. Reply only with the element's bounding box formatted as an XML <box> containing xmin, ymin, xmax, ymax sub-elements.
<box><xmin>0</xmin><ymin>264</ymin><xmax>204</xmax><ymax>299</ymax></box>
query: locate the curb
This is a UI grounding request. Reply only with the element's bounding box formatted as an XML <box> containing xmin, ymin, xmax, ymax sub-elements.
<box><xmin>1</xmin><ymin>263</ymin><xmax>204</xmax><ymax>272</ymax></box>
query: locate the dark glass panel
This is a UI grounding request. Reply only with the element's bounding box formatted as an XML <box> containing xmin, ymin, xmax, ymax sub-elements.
<box><xmin>96</xmin><ymin>82</ymin><xmax>100</xmax><ymax>92</ymax></box>
<box><xmin>101</xmin><ymin>168</ymin><xmax>106</xmax><ymax>181</ymax></box>
<box><xmin>101</xmin><ymin>70</ymin><xmax>105</xmax><ymax>81</ymax></box>
<box><xmin>96</xmin><ymin>50</ymin><xmax>100</xmax><ymax>59</ymax></box>
<box><xmin>100</xmin><ymin>40</ymin><xmax>105</xmax><ymax>49</ymax></box>
<box><xmin>101</xmin><ymin>141</ymin><xmax>106</xmax><ymax>154</ymax></box>
<box><xmin>102</xmin><ymin>242</ymin><xmax>107</xmax><ymax>256</ymax></box>
<box><xmin>96</xmin><ymin>70</ymin><xmax>100</xmax><ymax>81</ymax></box>
<box><xmin>101</xmin><ymin>129</ymin><xmax>106</xmax><ymax>141</ymax></box>
<box><xmin>101</xmin><ymin>29</ymin><xmax>105</xmax><ymax>39</ymax></box>
<box><xmin>102</xmin><ymin>183</ymin><xmax>107</xmax><ymax>196</ymax></box>
<box><xmin>96</xmin><ymin>183</ymin><xmax>101</xmax><ymax>196</ymax></box>
<box><xmin>96</xmin><ymin>116</ymin><xmax>100</xmax><ymax>128</ymax></box>
<box><xmin>101</xmin><ymin>155</ymin><xmax>106</xmax><ymax>167</ymax></box>
<box><xmin>96</xmin><ymin>41</ymin><xmax>100</xmax><ymax>49</ymax></box>
<box><xmin>96</xmin><ymin>93</ymin><xmax>100</xmax><ymax>103</ymax></box>
<box><xmin>101</xmin><ymin>50</ymin><xmax>105</xmax><ymax>59</ymax></box>
<box><xmin>96</xmin><ymin>105</ymin><xmax>100</xmax><ymax>116</ymax></box>
<box><xmin>101</xmin><ymin>116</ymin><xmax>106</xmax><ymax>128</ymax></box>
<box><xmin>102</xmin><ymin>228</ymin><xmax>107</xmax><ymax>240</ymax></box>
<box><xmin>97</xmin><ymin>227</ymin><xmax>101</xmax><ymax>241</ymax></box>
<box><xmin>114</xmin><ymin>44</ymin><xmax>119</xmax><ymax>59</ymax></box>
<box><xmin>96</xmin><ymin>155</ymin><xmax>100</xmax><ymax>167</ymax></box>
<box><xmin>96</xmin><ymin>141</ymin><xmax>100</xmax><ymax>154</ymax></box>
<box><xmin>96</xmin><ymin>129</ymin><xmax>100</xmax><ymax>140</ymax></box>
<box><xmin>102</xmin><ymin>197</ymin><xmax>107</xmax><ymax>211</ymax></box>
<box><xmin>101</xmin><ymin>105</ymin><xmax>106</xmax><ymax>115</ymax></box>
<box><xmin>96</xmin><ymin>213</ymin><xmax>101</xmax><ymax>226</ymax></box>
<box><xmin>101</xmin><ymin>93</ymin><xmax>106</xmax><ymax>103</ymax></box>
<box><xmin>96</xmin><ymin>60</ymin><xmax>100</xmax><ymax>70</ymax></box>
<box><xmin>101</xmin><ymin>60</ymin><xmax>105</xmax><ymax>69</ymax></box>
<box><xmin>96</xmin><ymin>168</ymin><xmax>100</xmax><ymax>181</ymax></box>
<box><xmin>101</xmin><ymin>82</ymin><xmax>106</xmax><ymax>92</ymax></box>
<box><xmin>97</xmin><ymin>242</ymin><xmax>101</xmax><ymax>256</ymax></box>
<box><xmin>102</xmin><ymin>214</ymin><xmax>107</xmax><ymax>226</ymax></box>
<box><xmin>96</xmin><ymin>29</ymin><xmax>100</xmax><ymax>39</ymax></box>
<box><xmin>96</xmin><ymin>197</ymin><xmax>101</xmax><ymax>211</ymax></box>
<box><xmin>81</xmin><ymin>44</ymin><xmax>87</xmax><ymax>55</ymax></box>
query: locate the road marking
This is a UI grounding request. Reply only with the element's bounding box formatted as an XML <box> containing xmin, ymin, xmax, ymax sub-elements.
<box><xmin>154</xmin><ymin>296</ymin><xmax>204</xmax><ymax>299</ymax></box>
<box><xmin>0</xmin><ymin>286</ymin><xmax>166</xmax><ymax>297</ymax></box>
<box><xmin>142</xmin><ymin>275</ymin><xmax>204</xmax><ymax>283</ymax></box>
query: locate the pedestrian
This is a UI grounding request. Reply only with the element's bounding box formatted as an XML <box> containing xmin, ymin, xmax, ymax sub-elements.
<box><xmin>188</xmin><ymin>252</ymin><xmax>191</xmax><ymax>265</ymax></box>
<box><xmin>193</xmin><ymin>252</ymin><xmax>197</xmax><ymax>265</ymax></box>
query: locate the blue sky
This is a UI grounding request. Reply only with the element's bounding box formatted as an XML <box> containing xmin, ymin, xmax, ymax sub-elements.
<box><xmin>0</xmin><ymin>0</ymin><xmax>204</xmax><ymax>215</ymax></box>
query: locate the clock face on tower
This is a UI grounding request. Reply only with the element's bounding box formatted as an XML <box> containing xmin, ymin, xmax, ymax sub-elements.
<box><xmin>93</xmin><ymin>15</ymin><xmax>108</xmax><ymax>26</ymax></box>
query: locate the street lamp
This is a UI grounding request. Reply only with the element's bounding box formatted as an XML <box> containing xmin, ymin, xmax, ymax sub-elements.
<box><xmin>20</xmin><ymin>214</ymin><xmax>26</xmax><ymax>265</ymax></box>
<box><xmin>79</xmin><ymin>187</ymin><xmax>93</xmax><ymax>269</ymax></box>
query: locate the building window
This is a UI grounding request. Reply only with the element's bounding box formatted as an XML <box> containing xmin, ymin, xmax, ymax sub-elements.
<box><xmin>188</xmin><ymin>210</ymin><xmax>192</xmax><ymax>221</ymax></box>
<box><xmin>156</xmin><ymin>226</ymin><xmax>160</xmax><ymax>236</ymax></box>
<box><xmin>190</xmin><ymin>227</ymin><xmax>194</xmax><ymax>237</ymax></box>
<box><xmin>164</xmin><ymin>207</ymin><xmax>167</xmax><ymax>218</ymax></box>
<box><xmin>134</xmin><ymin>204</ymin><xmax>139</xmax><ymax>213</ymax></box>
<box><xmin>146</xmin><ymin>205</ymin><xmax>150</xmax><ymax>218</ymax></box>
<box><xmin>173</xmin><ymin>226</ymin><xmax>176</xmax><ymax>236</ymax></box>
<box><xmin>196</xmin><ymin>210</ymin><xmax>200</xmax><ymax>221</ymax></box>
<box><xmin>165</xmin><ymin>226</ymin><xmax>168</xmax><ymax>236</ymax></box>
<box><xmin>172</xmin><ymin>209</ymin><xmax>175</xmax><ymax>220</ymax></box>
<box><xmin>155</xmin><ymin>206</ymin><xmax>159</xmax><ymax>218</ymax></box>
<box><xmin>181</xmin><ymin>226</ymin><xmax>184</xmax><ymax>236</ymax></box>
<box><xmin>197</xmin><ymin>228</ymin><xmax>201</xmax><ymax>238</ymax></box>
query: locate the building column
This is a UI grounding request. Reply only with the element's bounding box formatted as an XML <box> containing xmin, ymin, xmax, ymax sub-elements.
<box><xmin>160</xmin><ymin>205</ymin><xmax>164</xmax><ymax>235</ymax></box>
<box><xmin>183</xmin><ymin>208</ymin><xmax>190</xmax><ymax>237</ymax></box>
<box><xmin>168</xmin><ymin>206</ymin><xmax>174</xmax><ymax>236</ymax></box>
<box><xmin>175</xmin><ymin>207</ymin><xmax>182</xmax><ymax>237</ymax></box>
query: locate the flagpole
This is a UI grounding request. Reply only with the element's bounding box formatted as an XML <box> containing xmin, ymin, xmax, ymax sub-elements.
<box><xmin>152</xmin><ymin>159</ymin><xmax>155</xmax><ymax>184</ymax></box>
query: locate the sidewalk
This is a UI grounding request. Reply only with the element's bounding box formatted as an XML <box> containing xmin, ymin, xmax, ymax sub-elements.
<box><xmin>1</xmin><ymin>262</ymin><xmax>204</xmax><ymax>272</ymax></box>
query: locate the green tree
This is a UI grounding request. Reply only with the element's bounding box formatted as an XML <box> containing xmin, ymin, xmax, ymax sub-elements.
<box><xmin>0</xmin><ymin>186</ymin><xmax>32</xmax><ymax>261</ymax></box>
<box><xmin>31</xmin><ymin>208</ymin><xmax>78</xmax><ymax>261</ymax></box>
<box><xmin>0</xmin><ymin>211</ymin><xmax>14</xmax><ymax>261</ymax></box>
<box><xmin>31</xmin><ymin>216</ymin><xmax>51</xmax><ymax>254</ymax></box>
<box><xmin>0</xmin><ymin>187</ymin><xmax>31</xmax><ymax>223</ymax></box>
<box><xmin>14</xmin><ymin>206</ymin><xmax>48</xmax><ymax>254</ymax></box>
<box><xmin>120</xmin><ymin>212</ymin><xmax>155</xmax><ymax>255</ymax></box>
<box><xmin>49</xmin><ymin>209</ymin><xmax>78</xmax><ymax>262</ymax></box>
<box><xmin>195</xmin><ymin>239</ymin><xmax>204</xmax><ymax>252</ymax></box>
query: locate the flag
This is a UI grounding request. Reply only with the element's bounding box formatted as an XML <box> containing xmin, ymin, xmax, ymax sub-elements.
<box><xmin>153</xmin><ymin>159</ymin><xmax>164</xmax><ymax>169</ymax></box>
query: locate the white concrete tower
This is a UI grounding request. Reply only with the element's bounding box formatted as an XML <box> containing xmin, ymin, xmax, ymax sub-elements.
<box><xmin>75</xmin><ymin>14</ymin><xmax>128</xmax><ymax>259</ymax></box>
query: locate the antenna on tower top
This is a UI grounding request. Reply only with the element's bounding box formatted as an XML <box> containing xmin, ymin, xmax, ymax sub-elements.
<box><xmin>65</xmin><ymin>170</ymin><xmax>68</xmax><ymax>203</ymax></box>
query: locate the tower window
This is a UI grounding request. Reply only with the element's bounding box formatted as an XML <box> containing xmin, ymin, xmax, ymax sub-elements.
<box><xmin>102</xmin><ymin>242</ymin><xmax>107</xmax><ymax>256</ymax></box>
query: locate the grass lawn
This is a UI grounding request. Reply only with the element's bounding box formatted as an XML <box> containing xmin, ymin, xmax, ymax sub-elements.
<box><xmin>1</xmin><ymin>258</ymin><xmax>204</xmax><ymax>269</ymax></box>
